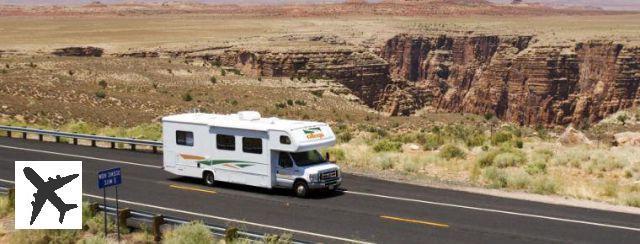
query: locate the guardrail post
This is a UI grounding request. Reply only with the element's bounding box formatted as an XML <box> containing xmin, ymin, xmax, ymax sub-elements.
<box><xmin>38</xmin><ymin>134</ymin><xmax>43</xmax><ymax>141</ymax></box>
<box><xmin>131</xmin><ymin>144</ymin><xmax>136</xmax><ymax>151</ymax></box>
<box><xmin>152</xmin><ymin>214</ymin><xmax>165</xmax><ymax>242</ymax></box>
<box><xmin>118</xmin><ymin>208</ymin><xmax>131</xmax><ymax>231</ymax></box>
<box><xmin>153</xmin><ymin>146</ymin><xmax>158</xmax><ymax>153</ymax></box>
<box><xmin>55</xmin><ymin>136</ymin><xmax>60</xmax><ymax>143</ymax></box>
<box><xmin>22</xmin><ymin>132</ymin><xmax>27</xmax><ymax>139</ymax></box>
<box><xmin>73</xmin><ymin>138</ymin><xmax>78</xmax><ymax>145</ymax></box>
<box><xmin>91</xmin><ymin>140</ymin><xmax>96</xmax><ymax>147</ymax></box>
<box><xmin>111</xmin><ymin>142</ymin><xmax>116</xmax><ymax>149</ymax></box>
<box><xmin>6</xmin><ymin>131</ymin><xmax>11</xmax><ymax>138</ymax></box>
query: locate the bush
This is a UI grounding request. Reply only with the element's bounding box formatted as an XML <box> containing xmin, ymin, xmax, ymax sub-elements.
<box><xmin>373</xmin><ymin>139</ymin><xmax>402</xmax><ymax>152</ymax></box>
<box><xmin>98</xmin><ymin>80</ymin><xmax>107</xmax><ymax>88</ymax></box>
<box><xmin>294</xmin><ymin>100</ymin><xmax>307</xmax><ymax>106</ymax></box>
<box><xmin>210</xmin><ymin>76</ymin><xmax>217</xmax><ymax>84</ymax></box>
<box><xmin>494</xmin><ymin>152</ymin><xmax>526</xmax><ymax>168</ymax></box>
<box><xmin>625</xmin><ymin>194</ymin><xmax>640</xmax><ymax>207</ymax></box>
<box><xmin>600</xmin><ymin>180</ymin><xmax>618</xmax><ymax>197</ymax></box>
<box><xmin>438</xmin><ymin>144</ymin><xmax>466</xmax><ymax>160</ymax></box>
<box><xmin>310</xmin><ymin>90</ymin><xmax>323</xmax><ymax>97</ymax></box>
<box><xmin>181</xmin><ymin>92</ymin><xmax>193</xmax><ymax>102</ymax></box>
<box><xmin>337</xmin><ymin>131</ymin><xmax>353</xmax><ymax>143</ymax></box>
<box><xmin>95</xmin><ymin>90</ymin><xmax>106</xmax><ymax>99</ymax></box>
<box><xmin>79</xmin><ymin>235</ymin><xmax>108</xmax><ymax>244</ymax></box>
<box><xmin>402</xmin><ymin>158</ymin><xmax>421</xmax><ymax>173</ymax></box>
<box><xmin>420</xmin><ymin>133</ymin><xmax>444</xmax><ymax>150</ymax></box>
<box><xmin>507</xmin><ymin>172</ymin><xmax>531</xmax><ymax>190</ymax></box>
<box><xmin>86</xmin><ymin>215</ymin><xmax>119</xmax><ymax>235</ymax></box>
<box><xmin>11</xmin><ymin>230</ymin><xmax>80</xmax><ymax>244</ymax></box>
<box><xmin>275</xmin><ymin>102</ymin><xmax>286</xmax><ymax>109</ymax></box>
<box><xmin>374</xmin><ymin>154</ymin><xmax>395</xmax><ymax>170</ymax></box>
<box><xmin>525</xmin><ymin>161</ymin><xmax>547</xmax><ymax>175</ymax></box>
<box><xmin>530</xmin><ymin>177</ymin><xmax>558</xmax><ymax>195</ymax></box>
<box><xmin>264</xmin><ymin>233</ymin><xmax>293</xmax><ymax>244</ymax></box>
<box><xmin>476</xmin><ymin>146</ymin><xmax>526</xmax><ymax>168</ymax></box>
<box><xmin>483</xmin><ymin>167</ymin><xmax>507</xmax><ymax>188</ymax></box>
<box><xmin>0</xmin><ymin>195</ymin><xmax>13</xmax><ymax>217</ymax></box>
<box><xmin>491</xmin><ymin>130</ymin><xmax>513</xmax><ymax>145</ymax></box>
<box><xmin>164</xmin><ymin>221</ymin><xmax>215</xmax><ymax>244</ymax></box>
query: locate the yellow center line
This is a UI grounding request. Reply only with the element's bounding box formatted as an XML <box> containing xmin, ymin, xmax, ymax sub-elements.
<box><xmin>169</xmin><ymin>184</ymin><xmax>217</xmax><ymax>194</ymax></box>
<box><xmin>380</xmin><ymin>215</ymin><xmax>450</xmax><ymax>228</ymax></box>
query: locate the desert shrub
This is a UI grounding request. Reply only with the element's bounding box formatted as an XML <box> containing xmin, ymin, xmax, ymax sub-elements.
<box><xmin>11</xmin><ymin>230</ymin><xmax>80</xmax><ymax>244</ymax></box>
<box><xmin>514</xmin><ymin>139</ymin><xmax>524</xmax><ymax>148</ymax></box>
<box><xmin>491</xmin><ymin>130</ymin><xmax>513</xmax><ymax>145</ymax></box>
<box><xmin>63</xmin><ymin>120</ymin><xmax>97</xmax><ymax>134</ymax></box>
<box><xmin>210</xmin><ymin>76</ymin><xmax>217</xmax><ymax>84</ymax></box>
<box><xmin>264</xmin><ymin>233</ymin><xmax>293</xmax><ymax>244</ymax></box>
<box><xmin>507</xmin><ymin>172</ymin><xmax>531</xmax><ymax>190</ymax></box>
<box><xmin>0</xmin><ymin>195</ymin><xmax>13</xmax><ymax>217</ymax></box>
<box><xmin>420</xmin><ymin>133</ymin><xmax>444</xmax><ymax>151</ymax></box>
<box><xmin>600</xmin><ymin>180</ymin><xmax>619</xmax><ymax>198</ymax></box>
<box><xmin>625</xmin><ymin>194</ymin><xmax>640</xmax><ymax>207</ymax></box>
<box><xmin>294</xmin><ymin>100</ymin><xmax>306</xmax><ymax>106</ymax></box>
<box><xmin>124</xmin><ymin>123</ymin><xmax>162</xmax><ymax>140</ymax></box>
<box><xmin>95</xmin><ymin>90</ymin><xmax>106</xmax><ymax>99</ymax></box>
<box><xmin>494</xmin><ymin>152</ymin><xmax>526</xmax><ymax>168</ymax></box>
<box><xmin>438</xmin><ymin>144</ymin><xmax>466</xmax><ymax>160</ymax></box>
<box><xmin>275</xmin><ymin>102</ymin><xmax>287</xmax><ymax>109</ymax></box>
<box><xmin>401</xmin><ymin>156</ymin><xmax>423</xmax><ymax>173</ymax></box>
<box><xmin>373</xmin><ymin>139</ymin><xmax>402</xmax><ymax>152</ymax></box>
<box><xmin>98</xmin><ymin>79</ymin><xmax>107</xmax><ymax>88</ymax></box>
<box><xmin>465</xmin><ymin>131</ymin><xmax>487</xmax><ymax>148</ymax></box>
<box><xmin>181</xmin><ymin>92</ymin><xmax>193</xmax><ymax>102</ymax></box>
<box><xmin>530</xmin><ymin>177</ymin><xmax>558</xmax><ymax>195</ymax></box>
<box><xmin>164</xmin><ymin>221</ymin><xmax>215</xmax><ymax>244</ymax></box>
<box><xmin>588</xmin><ymin>152</ymin><xmax>624</xmax><ymax>173</ymax></box>
<box><xmin>79</xmin><ymin>235</ymin><xmax>108</xmax><ymax>244</ymax></box>
<box><xmin>374</xmin><ymin>154</ymin><xmax>395</xmax><ymax>170</ymax></box>
<box><xmin>531</xmin><ymin>148</ymin><xmax>554</xmax><ymax>163</ymax></box>
<box><xmin>525</xmin><ymin>161</ymin><xmax>547</xmax><ymax>175</ymax></box>
<box><xmin>86</xmin><ymin>215</ymin><xmax>117</xmax><ymax>235</ymax></box>
<box><xmin>82</xmin><ymin>202</ymin><xmax>93</xmax><ymax>227</ymax></box>
<box><xmin>477</xmin><ymin>146</ymin><xmax>525</xmax><ymax>168</ymax></box>
<box><xmin>220</xmin><ymin>69</ymin><xmax>226</xmax><ymax>76</ymax></box>
<box><xmin>552</xmin><ymin>146</ymin><xmax>590</xmax><ymax>168</ymax></box>
<box><xmin>324</xmin><ymin>147</ymin><xmax>346</xmax><ymax>162</ymax></box>
<box><xmin>483</xmin><ymin>166</ymin><xmax>507</xmax><ymax>188</ymax></box>
<box><xmin>286</xmin><ymin>99</ymin><xmax>294</xmax><ymax>106</ymax></box>
<box><xmin>337</xmin><ymin>131</ymin><xmax>353</xmax><ymax>143</ymax></box>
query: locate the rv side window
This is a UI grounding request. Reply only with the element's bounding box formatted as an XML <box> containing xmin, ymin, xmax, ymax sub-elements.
<box><xmin>216</xmin><ymin>134</ymin><xmax>235</xmax><ymax>151</ymax></box>
<box><xmin>280</xmin><ymin>135</ymin><xmax>291</xmax><ymax>145</ymax></box>
<box><xmin>176</xmin><ymin>131</ymin><xmax>194</xmax><ymax>146</ymax></box>
<box><xmin>242</xmin><ymin>137</ymin><xmax>262</xmax><ymax>154</ymax></box>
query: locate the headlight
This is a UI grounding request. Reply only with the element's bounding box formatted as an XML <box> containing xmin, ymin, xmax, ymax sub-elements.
<box><xmin>309</xmin><ymin>173</ymin><xmax>318</xmax><ymax>182</ymax></box>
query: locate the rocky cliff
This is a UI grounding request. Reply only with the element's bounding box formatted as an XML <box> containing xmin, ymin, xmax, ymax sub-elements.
<box><xmin>378</xmin><ymin>34</ymin><xmax>640</xmax><ymax>126</ymax></box>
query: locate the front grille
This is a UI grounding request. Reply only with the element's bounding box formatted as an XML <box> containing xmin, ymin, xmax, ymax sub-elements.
<box><xmin>320</xmin><ymin>170</ymin><xmax>338</xmax><ymax>181</ymax></box>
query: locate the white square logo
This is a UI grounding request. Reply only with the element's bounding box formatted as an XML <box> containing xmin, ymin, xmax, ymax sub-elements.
<box><xmin>14</xmin><ymin>161</ymin><xmax>82</xmax><ymax>229</ymax></box>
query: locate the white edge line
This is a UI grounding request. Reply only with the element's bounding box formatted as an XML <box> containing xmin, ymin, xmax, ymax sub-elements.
<box><xmin>0</xmin><ymin>144</ymin><xmax>161</xmax><ymax>169</ymax></box>
<box><xmin>0</xmin><ymin>179</ymin><xmax>371</xmax><ymax>244</ymax></box>
<box><xmin>343</xmin><ymin>190</ymin><xmax>640</xmax><ymax>232</ymax></box>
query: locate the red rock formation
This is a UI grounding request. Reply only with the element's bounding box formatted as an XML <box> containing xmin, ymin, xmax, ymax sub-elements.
<box><xmin>378</xmin><ymin>34</ymin><xmax>640</xmax><ymax>126</ymax></box>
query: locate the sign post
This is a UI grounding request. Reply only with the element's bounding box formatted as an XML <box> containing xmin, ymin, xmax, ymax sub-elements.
<box><xmin>98</xmin><ymin>168</ymin><xmax>122</xmax><ymax>241</ymax></box>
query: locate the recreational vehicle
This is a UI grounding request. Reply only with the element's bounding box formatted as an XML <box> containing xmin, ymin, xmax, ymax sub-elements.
<box><xmin>162</xmin><ymin>111</ymin><xmax>341</xmax><ymax>197</ymax></box>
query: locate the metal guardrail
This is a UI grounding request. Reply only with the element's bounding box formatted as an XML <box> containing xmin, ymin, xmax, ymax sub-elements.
<box><xmin>0</xmin><ymin>186</ymin><xmax>305</xmax><ymax>243</ymax></box>
<box><xmin>0</xmin><ymin>125</ymin><xmax>162</xmax><ymax>152</ymax></box>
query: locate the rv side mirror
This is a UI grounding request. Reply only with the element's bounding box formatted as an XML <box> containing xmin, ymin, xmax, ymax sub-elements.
<box><xmin>325</xmin><ymin>152</ymin><xmax>330</xmax><ymax>162</ymax></box>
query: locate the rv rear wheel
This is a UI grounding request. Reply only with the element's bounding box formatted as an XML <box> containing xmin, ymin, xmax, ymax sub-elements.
<box><xmin>203</xmin><ymin>171</ymin><xmax>215</xmax><ymax>186</ymax></box>
<box><xmin>293</xmin><ymin>181</ymin><xmax>309</xmax><ymax>198</ymax></box>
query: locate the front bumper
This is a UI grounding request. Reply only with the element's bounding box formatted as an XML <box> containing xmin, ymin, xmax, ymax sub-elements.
<box><xmin>309</xmin><ymin>177</ymin><xmax>342</xmax><ymax>190</ymax></box>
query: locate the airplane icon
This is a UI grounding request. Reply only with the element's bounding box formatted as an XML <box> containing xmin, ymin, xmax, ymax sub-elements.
<box><xmin>23</xmin><ymin>167</ymin><xmax>80</xmax><ymax>225</ymax></box>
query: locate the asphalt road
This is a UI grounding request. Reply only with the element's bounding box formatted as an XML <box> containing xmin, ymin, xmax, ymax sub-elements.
<box><xmin>0</xmin><ymin>136</ymin><xmax>639</xmax><ymax>243</ymax></box>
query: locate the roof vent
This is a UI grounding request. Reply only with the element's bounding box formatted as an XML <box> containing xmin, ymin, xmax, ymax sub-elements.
<box><xmin>238</xmin><ymin>111</ymin><xmax>261</xmax><ymax>121</ymax></box>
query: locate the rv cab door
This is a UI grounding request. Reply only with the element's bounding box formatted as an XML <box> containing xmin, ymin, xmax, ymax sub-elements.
<box><xmin>276</xmin><ymin>152</ymin><xmax>295</xmax><ymax>188</ymax></box>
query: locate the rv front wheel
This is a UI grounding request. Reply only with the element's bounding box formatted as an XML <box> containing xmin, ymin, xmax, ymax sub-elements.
<box><xmin>293</xmin><ymin>181</ymin><xmax>309</xmax><ymax>198</ymax></box>
<box><xmin>203</xmin><ymin>171</ymin><xmax>215</xmax><ymax>186</ymax></box>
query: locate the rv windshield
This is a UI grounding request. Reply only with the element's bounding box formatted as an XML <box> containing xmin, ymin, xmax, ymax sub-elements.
<box><xmin>291</xmin><ymin>150</ymin><xmax>326</xmax><ymax>167</ymax></box>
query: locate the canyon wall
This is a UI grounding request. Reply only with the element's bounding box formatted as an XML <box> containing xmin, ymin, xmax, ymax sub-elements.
<box><xmin>378</xmin><ymin>34</ymin><xmax>640</xmax><ymax>126</ymax></box>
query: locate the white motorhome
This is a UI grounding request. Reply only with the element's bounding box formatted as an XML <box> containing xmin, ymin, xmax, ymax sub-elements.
<box><xmin>162</xmin><ymin>111</ymin><xmax>341</xmax><ymax>197</ymax></box>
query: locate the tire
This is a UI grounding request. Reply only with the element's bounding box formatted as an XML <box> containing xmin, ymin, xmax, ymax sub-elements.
<box><xmin>203</xmin><ymin>171</ymin><xmax>215</xmax><ymax>187</ymax></box>
<box><xmin>293</xmin><ymin>180</ymin><xmax>309</xmax><ymax>198</ymax></box>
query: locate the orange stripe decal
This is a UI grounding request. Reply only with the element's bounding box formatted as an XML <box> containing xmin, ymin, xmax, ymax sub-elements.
<box><xmin>180</xmin><ymin>154</ymin><xmax>206</xmax><ymax>160</ymax></box>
